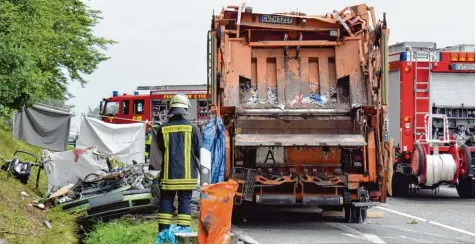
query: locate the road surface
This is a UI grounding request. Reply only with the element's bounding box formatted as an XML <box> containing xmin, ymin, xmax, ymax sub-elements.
<box><xmin>234</xmin><ymin>186</ymin><xmax>475</xmax><ymax>244</ymax></box>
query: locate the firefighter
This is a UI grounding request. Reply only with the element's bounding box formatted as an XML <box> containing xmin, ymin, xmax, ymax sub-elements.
<box><xmin>145</xmin><ymin>127</ymin><xmax>152</xmax><ymax>160</ymax></box>
<box><xmin>155</xmin><ymin>94</ymin><xmax>202</xmax><ymax>232</ymax></box>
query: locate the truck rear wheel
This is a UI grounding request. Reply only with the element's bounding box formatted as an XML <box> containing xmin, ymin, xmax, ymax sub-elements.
<box><xmin>456</xmin><ymin>177</ymin><xmax>475</xmax><ymax>199</ymax></box>
<box><xmin>392</xmin><ymin>172</ymin><xmax>409</xmax><ymax>197</ymax></box>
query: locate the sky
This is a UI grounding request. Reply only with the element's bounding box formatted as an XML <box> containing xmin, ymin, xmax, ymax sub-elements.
<box><xmin>68</xmin><ymin>0</ymin><xmax>476</xmax><ymax>127</ymax></box>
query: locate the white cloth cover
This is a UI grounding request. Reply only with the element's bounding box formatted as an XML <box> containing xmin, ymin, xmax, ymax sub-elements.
<box><xmin>424</xmin><ymin>154</ymin><xmax>457</xmax><ymax>186</ymax></box>
<box><xmin>76</xmin><ymin>117</ymin><xmax>146</xmax><ymax>165</ymax></box>
<box><xmin>43</xmin><ymin>147</ymin><xmax>108</xmax><ymax>192</ymax></box>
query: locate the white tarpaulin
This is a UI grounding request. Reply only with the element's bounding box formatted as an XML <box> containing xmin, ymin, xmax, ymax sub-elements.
<box><xmin>76</xmin><ymin>117</ymin><xmax>146</xmax><ymax>165</ymax></box>
<box><xmin>43</xmin><ymin>147</ymin><xmax>108</xmax><ymax>192</ymax></box>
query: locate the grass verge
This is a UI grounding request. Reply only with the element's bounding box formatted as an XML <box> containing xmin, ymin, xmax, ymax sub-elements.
<box><xmin>0</xmin><ymin>123</ymin><xmax>79</xmax><ymax>243</ymax></box>
<box><xmin>84</xmin><ymin>216</ymin><xmax>199</xmax><ymax>244</ymax></box>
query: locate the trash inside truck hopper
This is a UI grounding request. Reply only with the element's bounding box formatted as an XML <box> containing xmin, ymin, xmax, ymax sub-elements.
<box><xmin>207</xmin><ymin>3</ymin><xmax>392</xmax><ymax>223</ymax></box>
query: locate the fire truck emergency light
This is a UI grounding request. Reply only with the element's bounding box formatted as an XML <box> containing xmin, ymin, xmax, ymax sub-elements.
<box><xmin>451</xmin><ymin>53</ymin><xmax>458</xmax><ymax>61</ymax></box>
<box><xmin>468</xmin><ymin>53</ymin><xmax>475</xmax><ymax>61</ymax></box>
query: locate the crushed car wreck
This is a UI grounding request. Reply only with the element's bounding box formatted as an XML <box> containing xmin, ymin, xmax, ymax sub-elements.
<box><xmin>40</xmin><ymin>146</ymin><xmax>161</xmax><ymax>220</ymax></box>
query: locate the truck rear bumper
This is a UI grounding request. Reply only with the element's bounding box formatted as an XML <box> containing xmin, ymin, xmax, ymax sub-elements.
<box><xmin>256</xmin><ymin>194</ymin><xmax>343</xmax><ymax>206</ymax></box>
<box><xmin>255</xmin><ymin>194</ymin><xmax>380</xmax><ymax>207</ymax></box>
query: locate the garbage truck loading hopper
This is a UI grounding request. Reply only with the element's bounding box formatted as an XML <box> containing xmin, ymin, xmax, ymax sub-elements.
<box><xmin>207</xmin><ymin>3</ymin><xmax>392</xmax><ymax>223</ymax></box>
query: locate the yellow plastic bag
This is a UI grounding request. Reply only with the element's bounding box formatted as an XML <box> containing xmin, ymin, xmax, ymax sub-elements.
<box><xmin>198</xmin><ymin>180</ymin><xmax>238</xmax><ymax>244</ymax></box>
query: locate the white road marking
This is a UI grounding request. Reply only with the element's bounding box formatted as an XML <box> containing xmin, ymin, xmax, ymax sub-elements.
<box><xmin>327</xmin><ymin>223</ymin><xmax>386</xmax><ymax>244</ymax></box>
<box><xmin>365</xmin><ymin>224</ymin><xmax>446</xmax><ymax>238</ymax></box>
<box><xmin>376</xmin><ymin>206</ymin><xmax>475</xmax><ymax>237</ymax></box>
<box><xmin>400</xmin><ymin>235</ymin><xmax>430</xmax><ymax>244</ymax></box>
<box><xmin>363</xmin><ymin>234</ymin><xmax>386</xmax><ymax>244</ymax></box>
<box><xmin>438</xmin><ymin>187</ymin><xmax>457</xmax><ymax>192</ymax></box>
<box><xmin>232</xmin><ymin>225</ymin><xmax>260</xmax><ymax>244</ymax></box>
<box><xmin>341</xmin><ymin>233</ymin><xmax>367</xmax><ymax>241</ymax></box>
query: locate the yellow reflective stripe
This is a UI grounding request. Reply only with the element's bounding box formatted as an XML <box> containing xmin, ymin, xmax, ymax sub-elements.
<box><xmin>162</xmin><ymin>125</ymin><xmax>192</xmax><ymax>133</ymax></box>
<box><xmin>158</xmin><ymin>219</ymin><xmax>173</xmax><ymax>225</ymax></box>
<box><xmin>177</xmin><ymin>214</ymin><xmax>191</xmax><ymax>218</ymax></box>
<box><xmin>177</xmin><ymin>220</ymin><xmax>191</xmax><ymax>226</ymax></box>
<box><xmin>184</xmin><ymin>131</ymin><xmax>192</xmax><ymax>179</ymax></box>
<box><xmin>177</xmin><ymin>214</ymin><xmax>191</xmax><ymax>221</ymax></box>
<box><xmin>162</xmin><ymin>179</ymin><xmax>198</xmax><ymax>185</ymax></box>
<box><xmin>163</xmin><ymin>132</ymin><xmax>170</xmax><ymax>180</ymax></box>
<box><xmin>162</xmin><ymin>179</ymin><xmax>198</xmax><ymax>182</ymax></box>
<box><xmin>158</xmin><ymin>213</ymin><xmax>173</xmax><ymax>219</ymax></box>
<box><xmin>161</xmin><ymin>184</ymin><xmax>197</xmax><ymax>190</ymax></box>
<box><xmin>145</xmin><ymin>135</ymin><xmax>152</xmax><ymax>144</ymax></box>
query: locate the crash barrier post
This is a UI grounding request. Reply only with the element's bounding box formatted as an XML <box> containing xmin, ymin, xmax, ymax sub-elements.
<box><xmin>198</xmin><ymin>180</ymin><xmax>238</xmax><ymax>244</ymax></box>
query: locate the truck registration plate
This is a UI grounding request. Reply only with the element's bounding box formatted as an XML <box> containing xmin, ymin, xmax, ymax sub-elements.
<box><xmin>451</xmin><ymin>63</ymin><xmax>475</xmax><ymax>71</ymax></box>
<box><xmin>256</xmin><ymin>147</ymin><xmax>285</xmax><ymax>166</ymax></box>
<box><xmin>259</xmin><ymin>15</ymin><xmax>293</xmax><ymax>25</ymax></box>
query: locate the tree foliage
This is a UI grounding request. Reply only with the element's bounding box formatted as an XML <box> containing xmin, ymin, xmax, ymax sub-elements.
<box><xmin>0</xmin><ymin>0</ymin><xmax>115</xmax><ymax>110</ymax></box>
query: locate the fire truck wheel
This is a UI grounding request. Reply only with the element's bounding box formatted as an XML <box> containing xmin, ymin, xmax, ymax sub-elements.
<box><xmin>458</xmin><ymin>145</ymin><xmax>472</xmax><ymax>178</ymax></box>
<box><xmin>456</xmin><ymin>177</ymin><xmax>475</xmax><ymax>199</ymax></box>
<box><xmin>392</xmin><ymin>172</ymin><xmax>409</xmax><ymax>197</ymax></box>
<box><xmin>411</xmin><ymin>142</ymin><xmax>425</xmax><ymax>176</ymax></box>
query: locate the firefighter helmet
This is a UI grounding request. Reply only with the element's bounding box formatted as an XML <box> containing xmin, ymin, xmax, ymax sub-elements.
<box><xmin>170</xmin><ymin>94</ymin><xmax>190</xmax><ymax>109</ymax></box>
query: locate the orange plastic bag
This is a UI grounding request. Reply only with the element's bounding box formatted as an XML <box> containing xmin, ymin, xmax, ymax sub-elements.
<box><xmin>198</xmin><ymin>180</ymin><xmax>238</xmax><ymax>244</ymax></box>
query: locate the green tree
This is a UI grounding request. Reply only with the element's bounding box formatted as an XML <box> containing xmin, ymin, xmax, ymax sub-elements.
<box><xmin>0</xmin><ymin>0</ymin><xmax>115</xmax><ymax>110</ymax></box>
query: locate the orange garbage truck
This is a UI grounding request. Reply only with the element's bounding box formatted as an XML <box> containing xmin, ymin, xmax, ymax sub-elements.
<box><xmin>207</xmin><ymin>3</ymin><xmax>392</xmax><ymax>223</ymax></box>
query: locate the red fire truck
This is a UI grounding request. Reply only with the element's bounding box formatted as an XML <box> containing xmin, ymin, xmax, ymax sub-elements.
<box><xmin>388</xmin><ymin>42</ymin><xmax>475</xmax><ymax>198</ymax></box>
<box><xmin>99</xmin><ymin>84</ymin><xmax>211</xmax><ymax>161</ymax></box>
<box><xmin>99</xmin><ymin>84</ymin><xmax>211</xmax><ymax>126</ymax></box>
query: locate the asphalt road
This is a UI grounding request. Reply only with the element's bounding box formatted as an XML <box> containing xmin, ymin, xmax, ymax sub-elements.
<box><xmin>234</xmin><ymin>186</ymin><xmax>475</xmax><ymax>244</ymax></box>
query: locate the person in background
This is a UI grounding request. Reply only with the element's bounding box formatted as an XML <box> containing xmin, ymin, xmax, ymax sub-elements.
<box><xmin>155</xmin><ymin>94</ymin><xmax>202</xmax><ymax>232</ymax></box>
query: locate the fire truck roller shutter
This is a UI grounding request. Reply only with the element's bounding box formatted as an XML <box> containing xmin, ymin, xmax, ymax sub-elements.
<box><xmin>430</xmin><ymin>73</ymin><xmax>475</xmax><ymax>107</ymax></box>
<box><xmin>388</xmin><ymin>70</ymin><xmax>401</xmax><ymax>147</ymax></box>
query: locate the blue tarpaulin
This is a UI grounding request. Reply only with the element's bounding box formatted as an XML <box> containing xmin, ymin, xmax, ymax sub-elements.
<box><xmin>155</xmin><ymin>225</ymin><xmax>193</xmax><ymax>244</ymax></box>
<box><xmin>202</xmin><ymin>116</ymin><xmax>225</xmax><ymax>184</ymax></box>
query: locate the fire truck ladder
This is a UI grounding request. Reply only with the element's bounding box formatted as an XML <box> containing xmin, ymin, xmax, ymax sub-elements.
<box><xmin>408</xmin><ymin>47</ymin><xmax>434</xmax><ymax>138</ymax></box>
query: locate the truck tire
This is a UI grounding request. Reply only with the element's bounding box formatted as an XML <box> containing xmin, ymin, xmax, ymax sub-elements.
<box><xmin>456</xmin><ymin>177</ymin><xmax>475</xmax><ymax>199</ymax></box>
<box><xmin>392</xmin><ymin>172</ymin><xmax>409</xmax><ymax>197</ymax></box>
<box><xmin>458</xmin><ymin>145</ymin><xmax>472</xmax><ymax>178</ymax></box>
<box><xmin>411</xmin><ymin>142</ymin><xmax>425</xmax><ymax>176</ymax></box>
